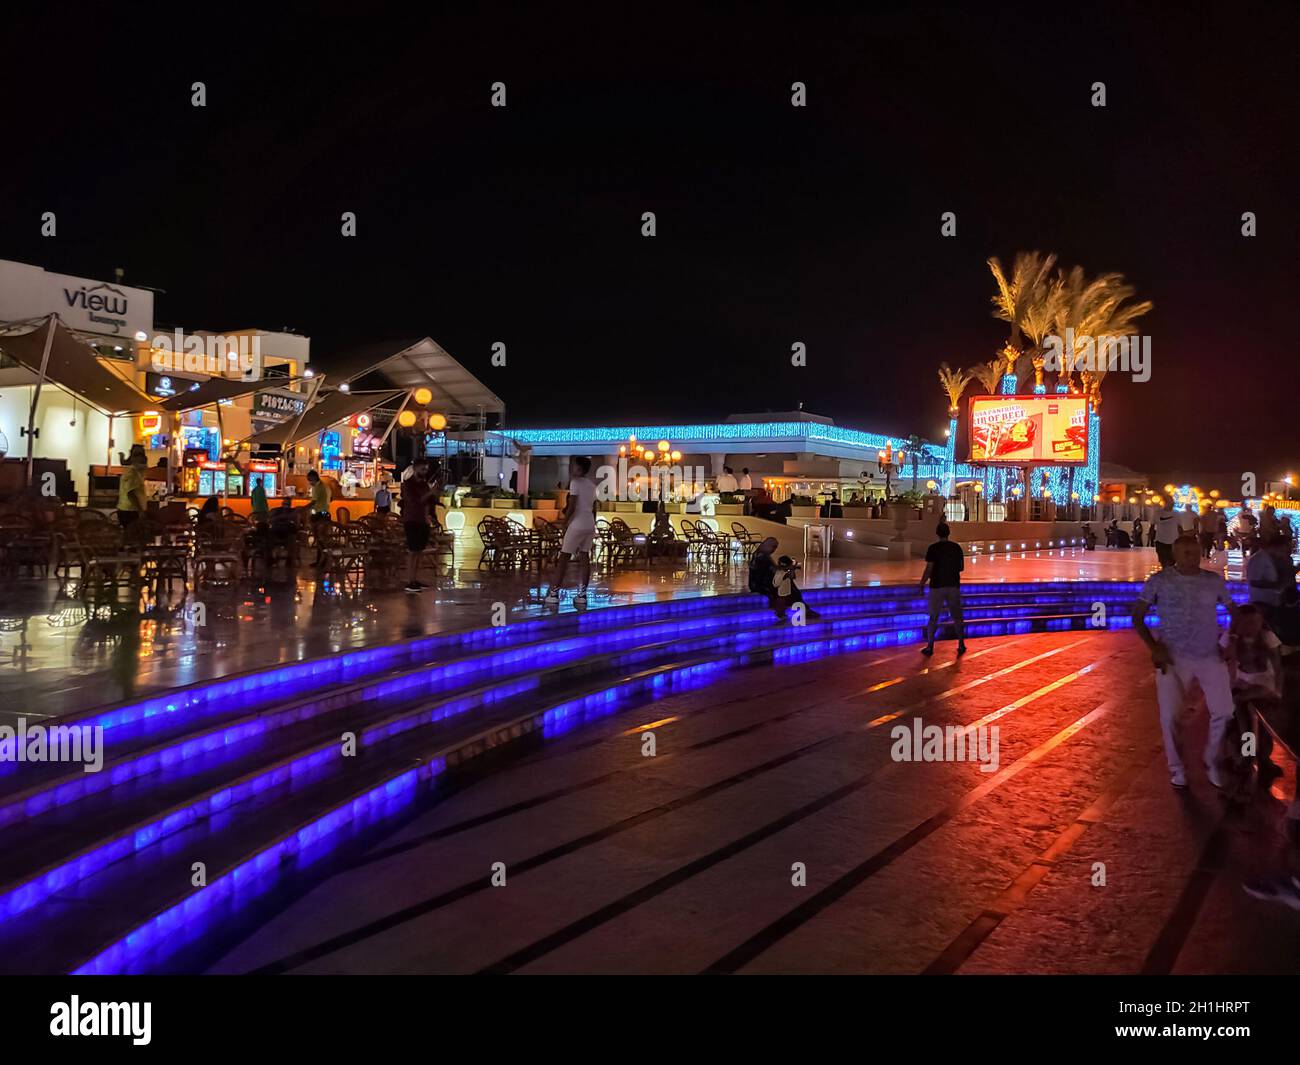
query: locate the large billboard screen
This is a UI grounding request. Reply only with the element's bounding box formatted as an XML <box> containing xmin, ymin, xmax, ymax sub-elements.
<box><xmin>968</xmin><ymin>395</ymin><xmax>1089</xmax><ymax>466</ymax></box>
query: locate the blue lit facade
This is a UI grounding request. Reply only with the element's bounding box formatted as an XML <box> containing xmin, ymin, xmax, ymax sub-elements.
<box><xmin>508</xmin><ymin>407</ymin><xmax>1101</xmax><ymax>506</ymax></box>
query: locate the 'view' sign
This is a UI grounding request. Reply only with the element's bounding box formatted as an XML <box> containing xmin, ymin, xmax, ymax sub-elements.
<box><xmin>0</xmin><ymin>259</ymin><xmax>155</xmax><ymax>339</ymax></box>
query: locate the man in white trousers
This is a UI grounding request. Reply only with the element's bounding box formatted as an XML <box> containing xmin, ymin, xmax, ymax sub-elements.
<box><xmin>1131</xmin><ymin>533</ymin><xmax>1236</xmax><ymax>789</ymax></box>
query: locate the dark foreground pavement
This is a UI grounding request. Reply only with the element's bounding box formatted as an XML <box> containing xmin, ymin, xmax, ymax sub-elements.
<box><xmin>205</xmin><ymin>630</ymin><xmax>1300</xmax><ymax>975</ymax></box>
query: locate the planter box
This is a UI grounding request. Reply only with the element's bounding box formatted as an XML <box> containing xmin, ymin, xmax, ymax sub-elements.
<box><xmin>615</xmin><ymin>501</ymin><xmax>640</xmax><ymax>513</ymax></box>
<box><xmin>714</xmin><ymin>503</ymin><xmax>744</xmax><ymax>515</ymax></box>
<box><xmin>463</xmin><ymin>498</ymin><xmax>488</xmax><ymax>508</ymax></box>
<box><xmin>790</xmin><ymin>506</ymin><xmax>819</xmax><ymax>519</ymax></box>
<box><xmin>842</xmin><ymin>506</ymin><xmax>873</xmax><ymax>518</ymax></box>
<box><xmin>663</xmin><ymin>501</ymin><xmax>685</xmax><ymax>514</ymax></box>
<box><xmin>491</xmin><ymin>498</ymin><xmax>518</xmax><ymax>509</ymax></box>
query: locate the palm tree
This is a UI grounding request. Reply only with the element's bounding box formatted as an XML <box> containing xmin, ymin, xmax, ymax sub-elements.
<box><xmin>1051</xmin><ymin>267</ymin><xmax>1153</xmax><ymax>408</ymax></box>
<box><xmin>937</xmin><ymin>362</ymin><xmax>973</xmax><ymax>416</ymax></box>
<box><xmin>1049</xmin><ymin>266</ymin><xmax>1152</xmax><ymax>504</ymax></box>
<box><xmin>988</xmin><ymin>251</ymin><xmax>1058</xmax><ymax>381</ymax></box>
<box><xmin>971</xmin><ymin>357</ymin><xmax>1004</xmax><ymax>395</ymax></box>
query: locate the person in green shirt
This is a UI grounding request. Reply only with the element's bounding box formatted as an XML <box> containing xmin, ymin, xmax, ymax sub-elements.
<box><xmin>307</xmin><ymin>470</ymin><xmax>331</xmax><ymax>518</ymax></box>
<box><xmin>307</xmin><ymin>470</ymin><xmax>332</xmax><ymax>565</ymax></box>
<box><xmin>250</xmin><ymin>476</ymin><xmax>270</xmax><ymax>524</ymax></box>
<box><xmin>116</xmin><ymin>445</ymin><xmax>148</xmax><ymax>529</ymax></box>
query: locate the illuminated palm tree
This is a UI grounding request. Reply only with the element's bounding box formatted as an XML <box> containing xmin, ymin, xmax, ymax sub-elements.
<box><xmin>937</xmin><ymin>362</ymin><xmax>973</xmax><ymax>416</ymax></box>
<box><xmin>971</xmin><ymin>358</ymin><xmax>1004</xmax><ymax>395</ymax></box>
<box><xmin>988</xmin><ymin>251</ymin><xmax>1058</xmax><ymax>382</ymax></box>
<box><xmin>1051</xmin><ymin>267</ymin><xmax>1153</xmax><ymax>407</ymax></box>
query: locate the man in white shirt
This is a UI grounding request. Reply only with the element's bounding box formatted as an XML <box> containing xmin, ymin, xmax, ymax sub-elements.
<box><xmin>716</xmin><ymin>466</ymin><xmax>738</xmax><ymax>494</ymax></box>
<box><xmin>1154</xmin><ymin>503</ymin><xmax>1180</xmax><ymax>568</ymax></box>
<box><xmin>1132</xmin><ymin>534</ymin><xmax>1236</xmax><ymax>789</ymax></box>
<box><xmin>738</xmin><ymin>467</ymin><xmax>754</xmax><ymax>514</ymax></box>
<box><xmin>544</xmin><ymin>456</ymin><xmax>597</xmax><ymax>610</ymax></box>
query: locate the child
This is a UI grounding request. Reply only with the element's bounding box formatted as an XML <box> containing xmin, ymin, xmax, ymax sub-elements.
<box><xmin>1219</xmin><ymin>604</ymin><xmax>1283</xmax><ymax>785</ymax></box>
<box><xmin>773</xmin><ymin>555</ymin><xmax>799</xmax><ymax>600</ymax></box>
<box><xmin>748</xmin><ymin>539</ymin><xmax>818</xmax><ymax>622</ymax></box>
<box><xmin>1222</xmin><ymin>604</ymin><xmax>1283</xmax><ymax>700</ymax></box>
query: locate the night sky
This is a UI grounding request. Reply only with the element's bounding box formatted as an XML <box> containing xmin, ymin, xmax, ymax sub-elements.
<box><xmin>3</xmin><ymin>3</ymin><xmax>1296</xmax><ymax>483</ymax></box>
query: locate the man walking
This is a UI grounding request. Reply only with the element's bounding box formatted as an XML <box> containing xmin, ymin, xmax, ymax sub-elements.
<box><xmin>543</xmin><ymin>456</ymin><xmax>597</xmax><ymax>610</ymax></box>
<box><xmin>1154</xmin><ymin>500</ymin><xmax>1179</xmax><ymax>568</ymax></box>
<box><xmin>1132</xmin><ymin>534</ymin><xmax>1236</xmax><ymax>789</ymax></box>
<box><xmin>401</xmin><ymin>458</ymin><xmax>437</xmax><ymax>592</ymax></box>
<box><xmin>116</xmin><ymin>444</ymin><xmax>149</xmax><ymax>530</ymax></box>
<box><xmin>919</xmin><ymin>522</ymin><xmax>966</xmax><ymax>656</ymax></box>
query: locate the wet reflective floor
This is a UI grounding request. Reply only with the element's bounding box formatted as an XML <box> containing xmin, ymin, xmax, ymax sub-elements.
<box><xmin>0</xmin><ymin>543</ymin><xmax>1233</xmax><ymax>722</ymax></box>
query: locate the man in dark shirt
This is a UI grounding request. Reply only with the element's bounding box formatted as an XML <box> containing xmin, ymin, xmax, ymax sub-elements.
<box><xmin>919</xmin><ymin>522</ymin><xmax>966</xmax><ymax>656</ymax></box>
<box><xmin>401</xmin><ymin>459</ymin><xmax>438</xmax><ymax>593</ymax></box>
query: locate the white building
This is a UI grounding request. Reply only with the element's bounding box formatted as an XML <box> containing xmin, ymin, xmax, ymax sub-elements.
<box><xmin>0</xmin><ymin>260</ymin><xmax>157</xmax><ymax>497</ymax></box>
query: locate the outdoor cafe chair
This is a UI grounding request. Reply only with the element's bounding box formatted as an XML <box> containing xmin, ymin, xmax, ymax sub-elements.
<box><xmin>0</xmin><ymin>514</ymin><xmax>52</xmax><ymax>579</ymax></box>
<box><xmin>476</xmin><ymin>516</ymin><xmax>500</xmax><ymax>568</ymax></box>
<box><xmin>693</xmin><ymin>523</ymin><xmax>730</xmax><ymax>570</ymax></box>
<box><xmin>193</xmin><ymin>518</ymin><xmax>242</xmax><ymax>587</ymax></box>
<box><xmin>317</xmin><ymin>521</ymin><xmax>367</xmax><ymax>586</ymax></box>
<box><xmin>76</xmin><ymin>522</ymin><xmax>140</xmax><ymax>602</ymax></box>
<box><xmin>364</xmin><ymin>523</ymin><xmax>407</xmax><ymax>590</ymax></box>
<box><xmin>532</xmin><ymin>517</ymin><xmax>562</xmax><ymax>565</ymax></box>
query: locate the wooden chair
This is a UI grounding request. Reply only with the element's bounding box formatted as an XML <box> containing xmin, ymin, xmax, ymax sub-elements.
<box><xmin>77</xmin><ymin>522</ymin><xmax>139</xmax><ymax>601</ymax></box>
<box><xmin>532</xmin><ymin>517</ymin><xmax>562</xmax><ymax>566</ymax></box>
<box><xmin>608</xmin><ymin>523</ymin><xmax>650</xmax><ymax>568</ymax></box>
<box><xmin>194</xmin><ymin>518</ymin><xmax>242</xmax><ymax>587</ymax></box>
<box><xmin>317</xmin><ymin>521</ymin><xmax>367</xmax><ymax>586</ymax></box>
<box><xmin>364</xmin><ymin>519</ymin><xmax>407</xmax><ymax>589</ymax></box>
<box><xmin>0</xmin><ymin>514</ymin><xmax>51</xmax><ymax>579</ymax></box>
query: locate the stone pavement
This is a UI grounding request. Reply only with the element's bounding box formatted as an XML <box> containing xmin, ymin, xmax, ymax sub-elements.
<box><xmin>204</xmin><ymin>629</ymin><xmax>1300</xmax><ymax>975</ymax></box>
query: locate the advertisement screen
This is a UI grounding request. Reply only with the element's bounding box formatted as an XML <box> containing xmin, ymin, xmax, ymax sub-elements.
<box><xmin>968</xmin><ymin>395</ymin><xmax>1089</xmax><ymax>466</ymax></box>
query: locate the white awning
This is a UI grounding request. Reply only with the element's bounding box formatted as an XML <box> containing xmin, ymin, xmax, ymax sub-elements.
<box><xmin>321</xmin><ymin>338</ymin><xmax>504</xmax><ymax>417</ymax></box>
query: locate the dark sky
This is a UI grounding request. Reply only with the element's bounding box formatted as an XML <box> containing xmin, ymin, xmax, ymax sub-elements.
<box><xmin>2</xmin><ymin>2</ymin><xmax>1296</xmax><ymax>481</ymax></box>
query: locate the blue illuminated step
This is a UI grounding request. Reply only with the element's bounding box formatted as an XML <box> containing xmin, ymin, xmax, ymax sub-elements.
<box><xmin>2</xmin><ymin>577</ymin><xmax>1235</xmax><ymax>974</ymax></box>
<box><xmin>11</xmin><ymin>580</ymin><xmax>1162</xmax><ymax>771</ymax></box>
<box><xmin>69</xmin><ymin>606</ymin><xmax>1120</xmax><ymax>976</ymax></box>
<box><xmin>0</xmin><ymin>592</ymin><xmax>1165</xmax><ymax>937</ymax></box>
<box><xmin>5</xmin><ymin>585</ymin><xmax>1129</xmax><ymax>806</ymax></box>
<box><xmin>1</xmin><ymin>653</ymin><xmax>731</xmax><ymax>975</ymax></box>
<box><xmin>1</xmin><ymin>589</ymin><xmax>1127</xmax><ymax>845</ymax></box>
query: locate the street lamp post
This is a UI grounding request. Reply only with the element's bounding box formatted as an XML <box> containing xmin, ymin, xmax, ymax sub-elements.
<box><xmin>877</xmin><ymin>444</ymin><xmax>903</xmax><ymax>501</ymax></box>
